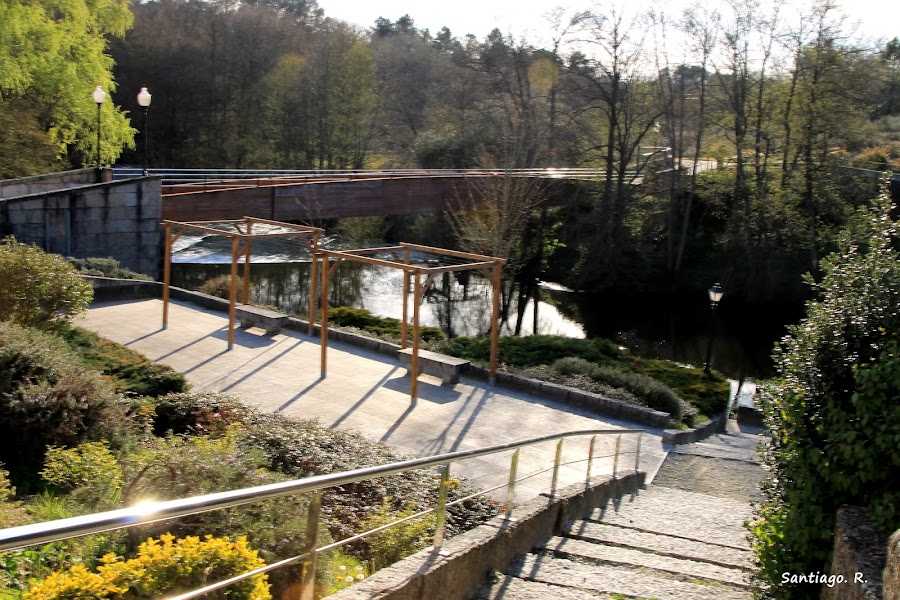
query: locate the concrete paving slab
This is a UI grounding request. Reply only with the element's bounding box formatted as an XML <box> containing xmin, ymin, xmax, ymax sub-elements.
<box><xmin>79</xmin><ymin>298</ymin><xmax>668</xmax><ymax>503</ymax></box>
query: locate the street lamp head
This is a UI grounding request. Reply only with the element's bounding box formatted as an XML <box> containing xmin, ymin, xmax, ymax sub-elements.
<box><xmin>92</xmin><ymin>85</ymin><xmax>106</xmax><ymax>105</ymax></box>
<box><xmin>137</xmin><ymin>86</ymin><xmax>152</xmax><ymax>108</ymax></box>
<box><xmin>708</xmin><ymin>282</ymin><xmax>724</xmax><ymax>306</ymax></box>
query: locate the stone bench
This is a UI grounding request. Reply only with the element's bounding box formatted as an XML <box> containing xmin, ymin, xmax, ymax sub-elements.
<box><xmin>235</xmin><ymin>305</ymin><xmax>288</xmax><ymax>335</ymax></box>
<box><xmin>397</xmin><ymin>348</ymin><xmax>470</xmax><ymax>385</ymax></box>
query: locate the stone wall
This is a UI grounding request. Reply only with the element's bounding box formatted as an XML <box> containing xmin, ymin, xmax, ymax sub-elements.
<box><xmin>0</xmin><ymin>177</ymin><xmax>162</xmax><ymax>278</ymax></box>
<box><xmin>0</xmin><ymin>168</ymin><xmax>102</xmax><ymax>199</ymax></box>
<box><xmin>823</xmin><ymin>506</ymin><xmax>890</xmax><ymax>600</ymax></box>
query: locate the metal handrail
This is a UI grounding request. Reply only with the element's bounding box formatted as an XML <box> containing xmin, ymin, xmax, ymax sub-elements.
<box><xmin>0</xmin><ymin>428</ymin><xmax>643</xmax><ymax>599</ymax></box>
<box><xmin>112</xmin><ymin>167</ymin><xmax>633</xmax><ymax>186</ymax></box>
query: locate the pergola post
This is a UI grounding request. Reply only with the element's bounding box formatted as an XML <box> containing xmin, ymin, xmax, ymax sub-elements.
<box><xmin>401</xmin><ymin>248</ymin><xmax>410</xmax><ymax>349</ymax></box>
<box><xmin>320</xmin><ymin>254</ymin><xmax>329</xmax><ymax>378</ymax></box>
<box><xmin>490</xmin><ymin>260</ymin><xmax>502</xmax><ymax>384</ymax></box>
<box><xmin>242</xmin><ymin>222</ymin><xmax>252</xmax><ymax>305</ymax></box>
<box><xmin>228</xmin><ymin>237</ymin><xmax>240</xmax><ymax>350</ymax></box>
<box><xmin>411</xmin><ymin>270</ymin><xmax>422</xmax><ymax>401</ymax></box>
<box><xmin>309</xmin><ymin>251</ymin><xmax>318</xmax><ymax>336</ymax></box>
<box><xmin>162</xmin><ymin>223</ymin><xmax>172</xmax><ymax>330</ymax></box>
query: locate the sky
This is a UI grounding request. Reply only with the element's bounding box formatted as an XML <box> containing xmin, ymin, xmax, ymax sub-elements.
<box><xmin>317</xmin><ymin>0</ymin><xmax>899</xmax><ymax>48</ymax></box>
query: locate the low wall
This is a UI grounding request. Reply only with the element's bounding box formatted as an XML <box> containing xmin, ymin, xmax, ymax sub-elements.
<box><xmin>0</xmin><ymin>177</ymin><xmax>162</xmax><ymax>278</ymax></box>
<box><xmin>823</xmin><ymin>506</ymin><xmax>890</xmax><ymax>600</ymax></box>
<box><xmin>0</xmin><ymin>168</ymin><xmax>102</xmax><ymax>199</ymax></box>
<box><xmin>327</xmin><ymin>471</ymin><xmax>645</xmax><ymax>600</ymax></box>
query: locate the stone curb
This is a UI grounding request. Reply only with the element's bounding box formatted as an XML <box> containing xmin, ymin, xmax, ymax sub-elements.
<box><xmin>326</xmin><ymin>471</ymin><xmax>645</xmax><ymax>600</ymax></box>
<box><xmin>661</xmin><ymin>412</ymin><xmax>728</xmax><ymax>445</ymax></box>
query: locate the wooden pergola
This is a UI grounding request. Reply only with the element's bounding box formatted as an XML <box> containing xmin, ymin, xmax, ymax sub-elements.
<box><xmin>313</xmin><ymin>243</ymin><xmax>507</xmax><ymax>401</ymax></box>
<box><xmin>161</xmin><ymin>217</ymin><xmax>324</xmax><ymax>349</ymax></box>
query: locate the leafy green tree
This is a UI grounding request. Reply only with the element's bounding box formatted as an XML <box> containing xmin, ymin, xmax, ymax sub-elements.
<box><xmin>750</xmin><ymin>187</ymin><xmax>900</xmax><ymax>598</ymax></box>
<box><xmin>0</xmin><ymin>0</ymin><xmax>135</xmax><ymax>170</ymax></box>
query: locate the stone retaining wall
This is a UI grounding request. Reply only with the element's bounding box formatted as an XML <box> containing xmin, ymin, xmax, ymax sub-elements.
<box><xmin>327</xmin><ymin>471</ymin><xmax>645</xmax><ymax>600</ymax></box>
<box><xmin>823</xmin><ymin>506</ymin><xmax>889</xmax><ymax>600</ymax></box>
<box><xmin>0</xmin><ymin>177</ymin><xmax>162</xmax><ymax>278</ymax></box>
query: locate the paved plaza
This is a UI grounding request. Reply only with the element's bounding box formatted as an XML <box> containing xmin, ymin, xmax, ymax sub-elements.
<box><xmin>80</xmin><ymin>298</ymin><xmax>668</xmax><ymax>502</ymax></box>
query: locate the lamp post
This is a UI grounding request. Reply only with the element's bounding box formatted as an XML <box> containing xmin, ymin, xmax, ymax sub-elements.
<box><xmin>704</xmin><ymin>282</ymin><xmax>724</xmax><ymax>374</ymax></box>
<box><xmin>137</xmin><ymin>86</ymin><xmax>152</xmax><ymax>174</ymax></box>
<box><xmin>92</xmin><ymin>86</ymin><xmax>106</xmax><ymax>167</ymax></box>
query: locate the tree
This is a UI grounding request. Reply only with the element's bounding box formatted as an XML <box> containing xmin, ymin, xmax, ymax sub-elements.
<box><xmin>750</xmin><ymin>185</ymin><xmax>900</xmax><ymax>598</ymax></box>
<box><xmin>0</xmin><ymin>0</ymin><xmax>135</xmax><ymax>170</ymax></box>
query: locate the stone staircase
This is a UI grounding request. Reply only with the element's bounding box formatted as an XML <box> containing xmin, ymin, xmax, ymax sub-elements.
<box><xmin>474</xmin><ymin>485</ymin><xmax>755</xmax><ymax>599</ymax></box>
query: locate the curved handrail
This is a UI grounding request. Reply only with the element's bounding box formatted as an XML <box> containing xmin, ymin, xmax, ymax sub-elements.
<box><xmin>0</xmin><ymin>428</ymin><xmax>643</xmax><ymax>599</ymax></box>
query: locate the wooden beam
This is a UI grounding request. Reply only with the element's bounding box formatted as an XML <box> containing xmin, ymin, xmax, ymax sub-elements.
<box><xmin>320</xmin><ymin>255</ymin><xmax>330</xmax><ymax>377</ymax></box>
<box><xmin>411</xmin><ymin>271</ymin><xmax>422</xmax><ymax>402</ymax></box>
<box><xmin>400</xmin><ymin>242</ymin><xmax>509</xmax><ymax>265</ymax></box>
<box><xmin>242</xmin><ymin>229</ymin><xmax>252</xmax><ymax>305</ymax></box>
<box><xmin>308</xmin><ymin>253</ymin><xmax>318</xmax><ymax>336</ymax></box>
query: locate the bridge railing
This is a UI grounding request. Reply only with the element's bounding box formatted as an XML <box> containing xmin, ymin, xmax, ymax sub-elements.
<box><xmin>0</xmin><ymin>428</ymin><xmax>643</xmax><ymax>600</ymax></box>
<box><xmin>113</xmin><ymin>167</ymin><xmax>626</xmax><ymax>188</ymax></box>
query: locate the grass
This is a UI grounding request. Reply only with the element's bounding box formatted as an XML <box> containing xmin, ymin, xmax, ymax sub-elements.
<box><xmin>57</xmin><ymin>325</ymin><xmax>188</xmax><ymax>398</ymax></box>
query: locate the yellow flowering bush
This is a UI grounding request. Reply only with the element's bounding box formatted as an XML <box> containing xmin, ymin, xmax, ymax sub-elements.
<box><xmin>23</xmin><ymin>534</ymin><xmax>271</xmax><ymax>600</ymax></box>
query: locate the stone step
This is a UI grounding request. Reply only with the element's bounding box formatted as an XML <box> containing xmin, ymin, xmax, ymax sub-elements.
<box><xmin>562</xmin><ymin>521</ymin><xmax>752</xmax><ymax>569</ymax></box>
<box><xmin>509</xmin><ymin>554</ymin><xmax>753</xmax><ymax>600</ymax></box>
<box><xmin>474</xmin><ymin>576</ymin><xmax>616</xmax><ymax>600</ymax></box>
<box><xmin>538</xmin><ymin>535</ymin><xmax>751</xmax><ymax>587</ymax></box>
<box><xmin>587</xmin><ymin>486</ymin><xmax>752</xmax><ymax>548</ymax></box>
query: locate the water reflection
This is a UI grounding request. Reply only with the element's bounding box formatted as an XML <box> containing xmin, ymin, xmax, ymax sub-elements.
<box><xmin>171</xmin><ymin>262</ymin><xmax>586</xmax><ymax>339</ymax></box>
<box><xmin>171</xmin><ymin>251</ymin><xmax>800</xmax><ymax>379</ymax></box>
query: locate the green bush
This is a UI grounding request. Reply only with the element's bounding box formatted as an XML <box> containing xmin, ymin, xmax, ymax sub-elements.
<box><xmin>152</xmin><ymin>391</ymin><xmax>254</xmax><ymax>436</ymax></box>
<box><xmin>551</xmin><ymin>357</ymin><xmax>683</xmax><ymax>422</ymax></box>
<box><xmin>0</xmin><ymin>237</ymin><xmax>93</xmax><ymax>329</ymax></box>
<box><xmin>58</xmin><ymin>326</ymin><xmax>187</xmax><ymax>398</ymax></box>
<box><xmin>439</xmin><ymin>334</ymin><xmax>623</xmax><ymax>367</ymax></box>
<box><xmin>750</xmin><ymin>191</ymin><xmax>900</xmax><ymax>598</ymax></box>
<box><xmin>22</xmin><ymin>534</ymin><xmax>271</xmax><ymax>600</ymax></box>
<box><xmin>199</xmin><ymin>274</ymin><xmax>244</xmax><ymax>299</ymax></box>
<box><xmin>359</xmin><ymin>499</ymin><xmax>433</xmax><ymax>572</ymax></box>
<box><xmin>66</xmin><ymin>257</ymin><xmax>153</xmax><ymax>281</ymax></box>
<box><xmin>40</xmin><ymin>442</ymin><xmax>124</xmax><ymax>511</ymax></box>
<box><xmin>329</xmin><ymin>306</ymin><xmax>443</xmax><ymax>342</ymax></box>
<box><xmin>0</xmin><ymin>322</ymin><xmax>132</xmax><ymax>488</ymax></box>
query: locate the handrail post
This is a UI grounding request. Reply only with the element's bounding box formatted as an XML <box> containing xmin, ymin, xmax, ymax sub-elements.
<box><xmin>585</xmin><ymin>435</ymin><xmax>596</xmax><ymax>485</ymax></box>
<box><xmin>300</xmin><ymin>491</ymin><xmax>322</xmax><ymax>600</ymax></box>
<box><xmin>612</xmin><ymin>434</ymin><xmax>621</xmax><ymax>478</ymax></box>
<box><xmin>550</xmin><ymin>439</ymin><xmax>564</xmax><ymax>498</ymax></box>
<box><xmin>634</xmin><ymin>432</ymin><xmax>643</xmax><ymax>473</ymax></box>
<box><xmin>432</xmin><ymin>464</ymin><xmax>451</xmax><ymax>555</ymax></box>
<box><xmin>504</xmin><ymin>449</ymin><xmax>520</xmax><ymax>521</ymax></box>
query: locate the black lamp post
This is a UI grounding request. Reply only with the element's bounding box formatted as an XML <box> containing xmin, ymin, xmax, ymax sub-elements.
<box><xmin>137</xmin><ymin>86</ymin><xmax>152</xmax><ymax>174</ymax></box>
<box><xmin>92</xmin><ymin>86</ymin><xmax>106</xmax><ymax>167</ymax></box>
<box><xmin>704</xmin><ymin>282</ymin><xmax>724</xmax><ymax>374</ymax></box>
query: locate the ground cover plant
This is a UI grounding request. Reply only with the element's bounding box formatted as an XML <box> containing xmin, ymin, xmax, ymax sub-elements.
<box><xmin>438</xmin><ymin>335</ymin><xmax>729</xmax><ymax>426</ymax></box>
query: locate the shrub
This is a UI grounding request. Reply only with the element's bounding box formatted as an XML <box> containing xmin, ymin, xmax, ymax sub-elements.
<box><xmin>152</xmin><ymin>391</ymin><xmax>254</xmax><ymax>436</ymax></box>
<box><xmin>0</xmin><ymin>322</ymin><xmax>131</xmax><ymax>488</ymax></box>
<box><xmin>66</xmin><ymin>257</ymin><xmax>153</xmax><ymax>281</ymax></box>
<box><xmin>0</xmin><ymin>237</ymin><xmax>93</xmax><ymax>329</ymax></box>
<box><xmin>200</xmin><ymin>274</ymin><xmax>244</xmax><ymax>299</ymax></box>
<box><xmin>40</xmin><ymin>442</ymin><xmax>124</xmax><ymax>510</ymax></box>
<box><xmin>329</xmin><ymin>306</ymin><xmax>443</xmax><ymax>342</ymax></box>
<box><xmin>551</xmin><ymin>357</ymin><xmax>683</xmax><ymax>422</ymax></box>
<box><xmin>439</xmin><ymin>335</ymin><xmax>623</xmax><ymax>367</ymax></box>
<box><xmin>750</xmin><ymin>190</ymin><xmax>900</xmax><ymax>598</ymax></box>
<box><xmin>22</xmin><ymin>534</ymin><xmax>271</xmax><ymax>600</ymax></box>
<box><xmin>359</xmin><ymin>499</ymin><xmax>433</xmax><ymax>572</ymax></box>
